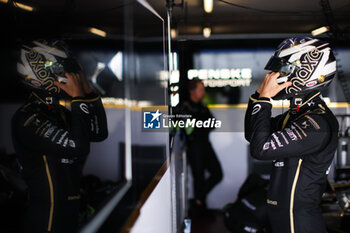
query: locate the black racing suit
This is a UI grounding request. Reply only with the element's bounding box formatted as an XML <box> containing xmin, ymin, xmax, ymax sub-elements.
<box><xmin>175</xmin><ymin>100</ymin><xmax>223</xmax><ymax>207</ymax></box>
<box><xmin>244</xmin><ymin>91</ymin><xmax>338</xmax><ymax>233</ymax></box>
<box><xmin>11</xmin><ymin>92</ymin><xmax>108</xmax><ymax>233</ymax></box>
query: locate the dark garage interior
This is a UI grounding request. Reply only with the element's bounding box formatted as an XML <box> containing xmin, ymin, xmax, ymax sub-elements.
<box><xmin>0</xmin><ymin>0</ymin><xmax>350</xmax><ymax>233</ymax></box>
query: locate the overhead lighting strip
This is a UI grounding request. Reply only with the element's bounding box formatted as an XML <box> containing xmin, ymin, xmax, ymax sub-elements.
<box><xmin>0</xmin><ymin>0</ymin><xmax>34</xmax><ymax>12</ymax></box>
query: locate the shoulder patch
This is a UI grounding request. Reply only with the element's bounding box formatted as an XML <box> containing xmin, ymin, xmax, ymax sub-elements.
<box><xmin>20</xmin><ymin>102</ymin><xmax>33</xmax><ymax>112</ymax></box>
<box><xmin>305</xmin><ymin>116</ymin><xmax>321</xmax><ymax>130</ymax></box>
<box><xmin>252</xmin><ymin>104</ymin><xmax>261</xmax><ymax>115</ymax></box>
<box><xmin>23</xmin><ymin>113</ymin><xmax>39</xmax><ymax>127</ymax></box>
<box><xmin>80</xmin><ymin>103</ymin><xmax>90</xmax><ymax>114</ymax></box>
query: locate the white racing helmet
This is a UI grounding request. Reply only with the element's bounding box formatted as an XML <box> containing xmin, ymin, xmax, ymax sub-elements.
<box><xmin>265</xmin><ymin>37</ymin><xmax>337</xmax><ymax>99</ymax></box>
<box><xmin>17</xmin><ymin>40</ymin><xmax>81</xmax><ymax>95</ymax></box>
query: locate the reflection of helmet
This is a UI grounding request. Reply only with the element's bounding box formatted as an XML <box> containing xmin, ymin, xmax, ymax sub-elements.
<box><xmin>265</xmin><ymin>37</ymin><xmax>336</xmax><ymax>100</ymax></box>
<box><xmin>17</xmin><ymin>40</ymin><xmax>81</xmax><ymax>95</ymax></box>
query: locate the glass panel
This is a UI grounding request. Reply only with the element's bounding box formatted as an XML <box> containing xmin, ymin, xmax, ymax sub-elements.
<box><xmin>0</xmin><ymin>1</ymin><xmax>131</xmax><ymax>232</ymax></box>
<box><xmin>87</xmin><ymin>1</ymin><xmax>169</xmax><ymax>232</ymax></box>
<box><xmin>131</xmin><ymin>0</ymin><xmax>169</xmax><ymax>192</ymax></box>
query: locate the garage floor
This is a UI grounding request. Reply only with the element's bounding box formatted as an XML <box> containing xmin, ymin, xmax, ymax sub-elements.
<box><xmin>191</xmin><ymin>210</ymin><xmax>230</xmax><ymax>233</ymax></box>
<box><xmin>189</xmin><ymin>206</ymin><xmax>350</xmax><ymax>233</ymax></box>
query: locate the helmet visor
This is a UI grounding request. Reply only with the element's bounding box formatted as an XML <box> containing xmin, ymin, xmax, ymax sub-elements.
<box><xmin>264</xmin><ymin>56</ymin><xmax>297</xmax><ymax>77</ymax></box>
<box><xmin>44</xmin><ymin>58</ymin><xmax>81</xmax><ymax>78</ymax></box>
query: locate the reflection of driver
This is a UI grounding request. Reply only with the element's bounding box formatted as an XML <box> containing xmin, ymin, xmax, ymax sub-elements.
<box><xmin>12</xmin><ymin>40</ymin><xmax>108</xmax><ymax>233</ymax></box>
<box><xmin>245</xmin><ymin>37</ymin><xmax>338</xmax><ymax>233</ymax></box>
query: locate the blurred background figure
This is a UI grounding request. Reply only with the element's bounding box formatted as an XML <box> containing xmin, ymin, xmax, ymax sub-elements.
<box><xmin>175</xmin><ymin>78</ymin><xmax>223</xmax><ymax>218</ymax></box>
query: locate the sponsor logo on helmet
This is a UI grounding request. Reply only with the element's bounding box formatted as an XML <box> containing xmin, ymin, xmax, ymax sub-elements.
<box><xmin>31</xmin><ymin>80</ymin><xmax>41</xmax><ymax>87</ymax></box>
<box><xmin>24</xmin><ymin>50</ymin><xmax>58</xmax><ymax>93</ymax></box>
<box><xmin>306</xmin><ymin>80</ymin><xmax>317</xmax><ymax>87</ymax></box>
<box><xmin>287</xmin><ymin>49</ymin><xmax>322</xmax><ymax>94</ymax></box>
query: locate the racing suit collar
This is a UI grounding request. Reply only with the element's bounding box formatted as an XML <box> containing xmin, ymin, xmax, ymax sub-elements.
<box><xmin>30</xmin><ymin>91</ymin><xmax>60</xmax><ymax>107</ymax></box>
<box><xmin>289</xmin><ymin>91</ymin><xmax>321</xmax><ymax>115</ymax></box>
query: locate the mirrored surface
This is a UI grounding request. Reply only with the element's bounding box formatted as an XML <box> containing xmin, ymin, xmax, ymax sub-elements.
<box><xmin>0</xmin><ymin>0</ymin><xmax>168</xmax><ymax>232</ymax></box>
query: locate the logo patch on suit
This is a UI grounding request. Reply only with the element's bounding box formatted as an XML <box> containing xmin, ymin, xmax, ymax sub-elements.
<box><xmin>80</xmin><ymin>103</ymin><xmax>89</xmax><ymax>114</ymax></box>
<box><xmin>252</xmin><ymin>104</ymin><xmax>261</xmax><ymax>115</ymax></box>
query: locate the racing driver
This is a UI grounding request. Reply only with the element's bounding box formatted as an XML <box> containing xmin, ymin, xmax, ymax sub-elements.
<box><xmin>245</xmin><ymin>37</ymin><xmax>338</xmax><ymax>233</ymax></box>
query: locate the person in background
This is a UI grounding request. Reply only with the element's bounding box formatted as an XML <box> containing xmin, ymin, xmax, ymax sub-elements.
<box><xmin>175</xmin><ymin>78</ymin><xmax>223</xmax><ymax>217</ymax></box>
<box><xmin>245</xmin><ymin>37</ymin><xmax>338</xmax><ymax>233</ymax></box>
<box><xmin>12</xmin><ymin>40</ymin><xmax>108</xmax><ymax>233</ymax></box>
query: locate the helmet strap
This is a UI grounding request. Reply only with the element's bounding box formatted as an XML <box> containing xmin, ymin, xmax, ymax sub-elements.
<box><xmin>290</xmin><ymin>91</ymin><xmax>320</xmax><ymax>114</ymax></box>
<box><xmin>292</xmin><ymin>97</ymin><xmax>303</xmax><ymax>113</ymax></box>
<box><xmin>294</xmin><ymin>97</ymin><xmax>303</xmax><ymax>105</ymax></box>
<box><xmin>46</xmin><ymin>97</ymin><xmax>53</xmax><ymax>111</ymax></box>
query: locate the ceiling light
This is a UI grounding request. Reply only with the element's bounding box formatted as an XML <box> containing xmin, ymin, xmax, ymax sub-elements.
<box><xmin>108</xmin><ymin>52</ymin><xmax>123</xmax><ymax>81</ymax></box>
<box><xmin>15</xmin><ymin>2</ymin><xmax>34</xmax><ymax>11</ymax></box>
<box><xmin>0</xmin><ymin>0</ymin><xmax>34</xmax><ymax>11</ymax></box>
<box><xmin>203</xmin><ymin>27</ymin><xmax>211</xmax><ymax>38</ymax></box>
<box><xmin>203</xmin><ymin>0</ymin><xmax>213</xmax><ymax>13</ymax></box>
<box><xmin>311</xmin><ymin>26</ymin><xmax>329</xmax><ymax>36</ymax></box>
<box><xmin>89</xmin><ymin>27</ymin><xmax>107</xmax><ymax>37</ymax></box>
<box><xmin>171</xmin><ymin>29</ymin><xmax>177</xmax><ymax>38</ymax></box>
